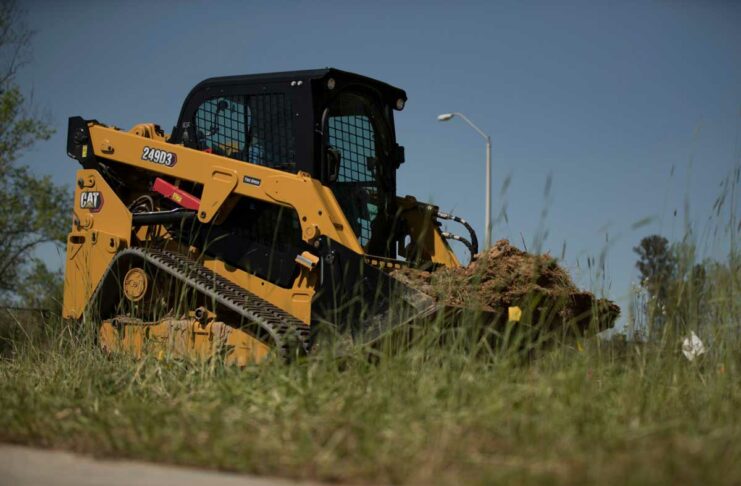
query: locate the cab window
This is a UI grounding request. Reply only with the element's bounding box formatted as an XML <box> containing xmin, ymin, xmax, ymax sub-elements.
<box><xmin>193</xmin><ymin>93</ymin><xmax>296</xmax><ymax>172</ymax></box>
<box><xmin>325</xmin><ymin>91</ymin><xmax>394</xmax><ymax>254</ymax></box>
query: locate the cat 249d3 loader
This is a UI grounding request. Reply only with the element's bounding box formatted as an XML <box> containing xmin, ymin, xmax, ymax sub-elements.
<box><xmin>62</xmin><ymin>68</ymin><xmax>482</xmax><ymax>364</ymax></box>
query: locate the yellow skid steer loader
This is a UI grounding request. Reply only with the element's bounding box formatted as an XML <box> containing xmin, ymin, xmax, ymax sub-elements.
<box><xmin>63</xmin><ymin>68</ymin><xmax>483</xmax><ymax>364</ymax></box>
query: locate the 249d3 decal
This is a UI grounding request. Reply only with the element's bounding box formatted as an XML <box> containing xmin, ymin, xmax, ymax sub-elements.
<box><xmin>142</xmin><ymin>146</ymin><xmax>177</xmax><ymax>167</ymax></box>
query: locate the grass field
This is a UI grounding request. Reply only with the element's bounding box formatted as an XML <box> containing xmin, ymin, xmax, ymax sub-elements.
<box><xmin>1</xmin><ymin>304</ymin><xmax>739</xmax><ymax>485</ymax></box>
<box><xmin>2</xmin><ymin>172</ymin><xmax>739</xmax><ymax>484</ymax></box>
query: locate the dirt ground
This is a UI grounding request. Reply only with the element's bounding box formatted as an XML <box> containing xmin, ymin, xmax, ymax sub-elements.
<box><xmin>394</xmin><ymin>240</ymin><xmax>620</xmax><ymax>333</ymax></box>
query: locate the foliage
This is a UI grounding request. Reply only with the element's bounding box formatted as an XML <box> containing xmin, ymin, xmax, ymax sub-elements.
<box><xmin>13</xmin><ymin>258</ymin><xmax>64</xmax><ymax>315</ymax></box>
<box><xmin>633</xmin><ymin>235</ymin><xmax>676</xmax><ymax>303</ymax></box>
<box><xmin>0</xmin><ymin>311</ymin><xmax>739</xmax><ymax>485</ymax></box>
<box><xmin>632</xmin><ymin>232</ymin><xmax>739</xmax><ymax>338</ymax></box>
<box><xmin>0</xmin><ymin>0</ymin><xmax>69</xmax><ymax>305</ymax></box>
<box><xmin>2</xmin><ymin>216</ymin><xmax>739</xmax><ymax>483</ymax></box>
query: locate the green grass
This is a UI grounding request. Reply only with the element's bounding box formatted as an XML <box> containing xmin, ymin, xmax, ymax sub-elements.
<box><xmin>1</xmin><ymin>312</ymin><xmax>739</xmax><ymax>485</ymax></box>
<box><xmin>2</xmin><ymin>166</ymin><xmax>739</xmax><ymax>484</ymax></box>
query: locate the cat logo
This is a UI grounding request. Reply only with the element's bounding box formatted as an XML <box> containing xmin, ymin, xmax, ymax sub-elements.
<box><xmin>80</xmin><ymin>191</ymin><xmax>103</xmax><ymax>212</ymax></box>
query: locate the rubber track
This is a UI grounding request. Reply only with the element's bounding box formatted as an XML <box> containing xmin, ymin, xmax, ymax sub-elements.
<box><xmin>94</xmin><ymin>247</ymin><xmax>311</xmax><ymax>357</ymax></box>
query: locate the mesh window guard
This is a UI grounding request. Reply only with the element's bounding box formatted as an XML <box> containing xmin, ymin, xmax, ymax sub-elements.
<box><xmin>328</xmin><ymin>114</ymin><xmax>377</xmax><ymax>247</ymax></box>
<box><xmin>194</xmin><ymin>93</ymin><xmax>296</xmax><ymax>171</ymax></box>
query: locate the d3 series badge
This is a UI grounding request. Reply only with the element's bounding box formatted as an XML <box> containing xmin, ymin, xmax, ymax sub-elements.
<box><xmin>80</xmin><ymin>191</ymin><xmax>103</xmax><ymax>212</ymax></box>
<box><xmin>142</xmin><ymin>146</ymin><xmax>177</xmax><ymax>167</ymax></box>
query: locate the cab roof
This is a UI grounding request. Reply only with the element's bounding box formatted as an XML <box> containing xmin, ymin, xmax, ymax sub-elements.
<box><xmin>189</xmin><ymin>67</ymin><xmax>407</xmax><ymax>105</ymax></box>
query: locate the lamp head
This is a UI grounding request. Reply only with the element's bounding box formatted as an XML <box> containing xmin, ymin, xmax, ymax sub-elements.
<box><xmin>437</xmin><ymin>113</ymin><xmax>454</xmax><ymax>121</ymax></box>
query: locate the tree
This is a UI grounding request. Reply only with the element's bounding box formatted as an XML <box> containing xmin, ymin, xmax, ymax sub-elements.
<box><xmin>632</xmin><ymin>235</ymin><xmax>679</xmax><ymax>337</ymax></box>
<box><xmin>633</xmin><ymin>234</ymin><xmax>736</xmax><ymax>338</ymax></box>
<box><xmin>633</xmin><ymin>235</ymin><xmax>677</xmax><ymax>303</ymax></box>
<box><xmin>14</xmin><ymin>258</ymin><xmax>64</xmax><ymax>315</ymax></box>
<box><xmin>0</xmin><ymin>1</ymin><xmax>69</xmax><ymax>307</ymax></box>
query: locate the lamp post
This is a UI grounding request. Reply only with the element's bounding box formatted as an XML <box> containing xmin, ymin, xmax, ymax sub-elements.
<box><xmin>437</xmin><ymin>112</ymin><xmax>492</xmax><ymax>249</ymax></box>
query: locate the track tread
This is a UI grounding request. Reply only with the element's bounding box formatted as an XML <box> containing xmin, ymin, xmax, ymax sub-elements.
<box><xmin>92</xmin><ymin>247</ymin><xmax>311</xmax><ymax>357</ymax></box>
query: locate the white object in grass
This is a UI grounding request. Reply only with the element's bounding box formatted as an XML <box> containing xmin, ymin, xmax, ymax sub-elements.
<box><xmin>681</xmin><ymin>331</ymin><xmax>706</xmax><ymax>362</ymax></box>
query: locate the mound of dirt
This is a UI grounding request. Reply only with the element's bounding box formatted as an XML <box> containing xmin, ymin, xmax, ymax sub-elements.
<box><xmin>393</xmin><ymin>240</ymin><xmax>620</xmax><ymax>333</ymax></box>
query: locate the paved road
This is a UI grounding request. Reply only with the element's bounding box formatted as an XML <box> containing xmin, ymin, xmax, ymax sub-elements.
<box><xmin>0</xmin><ymin>444</ymin><xmax>322</xmax><ymax>486</ymax></box>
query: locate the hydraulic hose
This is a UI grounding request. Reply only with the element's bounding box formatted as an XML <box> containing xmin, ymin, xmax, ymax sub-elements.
<box><xmin>437</xmin><ymin>211</ymin><xmax>479</xmax><ymax>257</ymax></box>
<box><xmin>132</xmin><ymin>209</ymin><xmax>197</xmax><ymax>226</ymax></box>
<box><xmin>440</xmin><ymin>231</ymin><xmax>476</xmax><ymax>263</ymax></box>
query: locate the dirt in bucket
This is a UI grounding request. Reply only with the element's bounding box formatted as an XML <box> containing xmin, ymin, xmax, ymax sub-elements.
<box><xmin>392</xmin><ymin>240</ymin><xmax>620</xmax><ymax>333</ymax></box>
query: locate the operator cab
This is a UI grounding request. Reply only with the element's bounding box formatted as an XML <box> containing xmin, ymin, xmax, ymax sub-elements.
<box><xmin>170</xmin><ymin>68</ymin><xmax>407</xmax><ymax>257</ymax></box>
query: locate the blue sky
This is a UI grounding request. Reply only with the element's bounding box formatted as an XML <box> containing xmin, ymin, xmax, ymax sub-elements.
<box><xmin>18</xmin><ymin>0</ymin><xmax>741</xmax><ymax>324</ymax></box>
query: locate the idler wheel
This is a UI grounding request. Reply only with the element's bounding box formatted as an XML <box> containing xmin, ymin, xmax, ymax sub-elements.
<box><xmin>123</xmin><ymin>267</ymin><xmax>148</xmax><ymax>302</ymax></box>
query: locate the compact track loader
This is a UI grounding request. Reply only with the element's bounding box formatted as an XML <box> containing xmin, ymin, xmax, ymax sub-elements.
<box><xmin>63</xmin><ymin>68</ymin><xmax>483</xmax><ymax>364</ymax></box>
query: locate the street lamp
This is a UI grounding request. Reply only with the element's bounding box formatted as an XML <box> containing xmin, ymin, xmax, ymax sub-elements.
<box><xmin>437</xmin><ymin>112</ymin><xmax>492</xmax><ymax>249</ymax></box>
